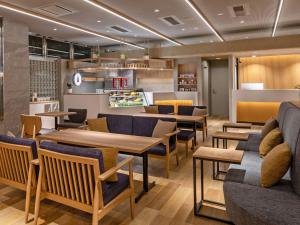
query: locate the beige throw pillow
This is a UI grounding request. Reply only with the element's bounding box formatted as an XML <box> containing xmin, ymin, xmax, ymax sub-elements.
<box><xmin>144</xmin><ymin>106</ymin><xmax>159</xmax><ymax>114</ymax></box>
<box><xmin>192</xmin><ymin>107</ymin><xmax>207</xmax><ymax>116</ymax></box>
<box><xmin>99</xmin><ymin>147</ymin><xmax>119</xmax><ymax>182</ymax></box>
<box><xmin>261</xmin><ymin>117</ymin><xmax>278</xmax><ymax>139</ymax></box>
<box><xmin>261</xmin><ymin>142</ymin><xmax>291</xmax><ymax>188</ymax></box>
<box><xmin>87</xmin><ymin>118</ymin><xmax>109</xmax><ymax>132</ymax></box>
<box><xmin>259</xmin><ymin>128</ymin><xmax>283</xmax><ymax>157</ymax></box>
<box><xmin>152</xmin><ymin>120</ymin><xmax>176</xmax><ymax>138</ymax></box>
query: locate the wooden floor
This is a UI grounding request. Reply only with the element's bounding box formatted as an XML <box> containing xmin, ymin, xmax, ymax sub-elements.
<box><xmin>0</xmin><ymin>118</ymin><xmax>260</xmax><ymax>225</ymax></box>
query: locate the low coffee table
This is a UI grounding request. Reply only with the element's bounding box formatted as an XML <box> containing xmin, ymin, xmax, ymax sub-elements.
<box><xmin>193</xmin><ymin>147</ymin><xmax>244</xmax><ymax>222</ymax></box>
<box><xmin>211</xmin><ymin>131</ymin><xmax>249</xmax><ymax>180</ymax></box>
<box><xmin>223</xmin><ymin>122</ymin><xmax>252</xmax><ymax>132</ymax></box>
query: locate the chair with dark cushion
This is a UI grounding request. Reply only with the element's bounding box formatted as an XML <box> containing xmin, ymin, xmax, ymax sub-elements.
<box><xmin>177</xmin><ymin>129</ymin><xmax>196</xmax><ymax>157</ymax></box>
<box><xmin>177</xmin><ymin>105</ymin><xmax>208</xmax><ymax>141</ymax></box>
<box><xmin>34</xmin><ymin>142</ymin><xmax>135</xmax><ymax>225</ymax></box>
<box><xmin>132</xmin><ymin>116</ymin><xmax>178</xmax><ymax>178</ymax></box>
<box><xmin>224</xmin><ymin>102</ymin><xmax>300</xmax><ymax>225</ymax></box>
<box><xmin>57</xmin><ymin>108</ymin><xmax>87</xmax><ymax>129</ymax></box>
<box><xmin>0</xmin><ymin>134</ymin><xmax>38</xmax><ymax>223</ymax></box>
<box><xmin>150</xmin><ymin>105</ymin><xmax>175</xmax><ymax>114</ymax></box>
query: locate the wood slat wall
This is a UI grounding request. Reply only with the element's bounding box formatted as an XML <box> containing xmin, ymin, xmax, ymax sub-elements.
<box><xmin>239</xmin><ymin>54</ymin><xmax>300</xmax><ymax>89</ymax></box>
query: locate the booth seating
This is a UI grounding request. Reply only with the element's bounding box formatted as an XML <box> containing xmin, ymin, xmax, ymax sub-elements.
<box><xmin>155</xmin><ymin>100</ymin><xmax>193</xmax><ymax>114</ymax></box>
<box><xmin>177</xmin><ymin>105</ymin><xmax>208</xmax><ymax>141</ymax></box>
<box><xmin>0</xmin><ymin>134</ymin><xmax>38</xmax><ymax>223</ymax></box>
<box><xmin>150</xmin><ymin>105</ymin><xmax>175</xmax><ymax>114</ymax></box>
<box><xmin>224</xmin><ymin>102</ymin><xmax>300</xmax><ymax>225</ymax></box>
<box><xmin>177</xmin><ymin>130</ymin><xmax>195</xmax><ymax>157</ymax></box>
<box><xmin>33</xmin><ymin>142</ymin><xmax>134</xmax><ymax>225</ymax></box>
<box><xmin>98</xmin><ymin>113</ymin><xmax>178</xmax><ymax>178</ymax></box>
<box><xmin>57</xmin><ymin>108</ymin><xmax>87</xmax><ymax>129</ymax></box>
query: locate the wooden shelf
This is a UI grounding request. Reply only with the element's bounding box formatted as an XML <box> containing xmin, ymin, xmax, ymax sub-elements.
<box><xmin>177</xmin><ymin>63</ymin><xmax>198</xmax><ymax>92</ymax></box>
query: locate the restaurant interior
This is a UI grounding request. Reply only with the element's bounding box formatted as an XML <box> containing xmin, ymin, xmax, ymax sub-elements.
<box><xmin>0</xmin><ymin>0</ymin><xmax>299</xmax><ymax>224</ymax></box>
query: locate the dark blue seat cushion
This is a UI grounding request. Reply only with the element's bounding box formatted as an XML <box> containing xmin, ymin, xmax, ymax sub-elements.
<box><xmin>132</xmin><ymin>116</ymin><xmax>176</xmax><ymax>137</ymax></box>
<box><xmin>0</xmin><ymin>134</ymin><xmax>38</xmax><ymax>158</ymax></box>
<box><xmin>177</xmin><ymin>121</ymin><xmax>204</xmax><ymax>129</ymax></box>
<box><xmin>158</xmin><ymin>105</ymin><xmax>175</xmax><ymax>114</ymax></box>
<box><xmin>40</xmin><ymin>141</ymin><xmax>105</xmax><ymax>173</ymax></box>
<box><xmin>177</xmin><ymin>130</ymin><xmax>195</xmax><ymax>141</ymax></box>
<box><xmin>98</xmin><ymin>114</ymin><xmax>133</xmax><ymax>135</ymax></box>
<box><xmin>178</xmin><ymin>105</ymin><xmax>207</xmax><ymax>116</ymax></box>
<box><xmin>103</xmin><ymin>173</ymin><xmax>129</xmax><ymax>205</ymax></box>
<box><xmin>148</xmin><ymin>142</ymin><xmax>176</xmax><ymax>156</ymax></box>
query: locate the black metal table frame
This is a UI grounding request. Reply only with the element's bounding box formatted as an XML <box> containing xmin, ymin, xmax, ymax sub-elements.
<box><xmin>120</xmin><ymin>151</ymin><xmax>155</xmax><ymax>203</ymax></box>
<box><xmin>193</xmin><ymin>157</ymin><xmax>233</xmax><ymax>223</ymax></box>
<box><xmin>212</xmin><ymin>136</ymin><xmax>228</xmax><ymax>181</ymax></box>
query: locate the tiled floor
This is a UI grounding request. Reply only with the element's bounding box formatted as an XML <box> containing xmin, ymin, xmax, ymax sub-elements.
<box><xmin>0</xmin><ymin>118</ymin><xmax>260</xmax><ymax>225</ymax></box>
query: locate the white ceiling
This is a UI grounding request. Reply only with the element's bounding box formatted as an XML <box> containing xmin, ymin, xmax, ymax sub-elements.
<box><xmin>0</xmin><ymin>0</ymin><xmax>299</xmax><ymax>48</ymax></box>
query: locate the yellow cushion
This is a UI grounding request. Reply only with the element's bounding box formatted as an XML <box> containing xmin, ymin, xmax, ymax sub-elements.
<box><xmin>261</xmin><ymin>142</ymin><xmax>291</xmax><ymax>187</ymax></box>
<box><xmin>144</xmin><ymin>106</ymin><xmax>159</xmax><ymax>114</ymax></box>
<box><xmin>100</xmin><ymin>148</ymin><xmax>119</xmax><ymax>182</ymax></box>
<box><xmin>87</xmin><ymin>118</ymin><xmax>109</xmax><ymax>132</ymax></box>
<box><xmin>259</xmin><ymin>128</ymin><xmax>283</xmax><ymax>157</ymax></box>
<box><xmin>152</xmin><ymin>119</ymin><xmax>176</xmax><ymax>138</ymax></box>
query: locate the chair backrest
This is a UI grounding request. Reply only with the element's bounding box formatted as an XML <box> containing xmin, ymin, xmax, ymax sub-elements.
<box><xmin>68</xmin><ymin>108</ymin><xmax>87</xmax><ymax>123</ymax></box>
<box><xmin>177</xmin><ymin>106</ymin><xmax>207</xmax><ymax>116</ymax></box>
<box><xmin>0</xmin><ymin>137</ymin><xmax>36</xmax><ymax>190</ymax></box>
<box><xmin>151</xmin><ymin>105</ymin><xmax>174</xmax><ymax>114</ymax></box>
<box><xmin>98</xmin><ymin>114</ymin><xmax>133</xmax><ymax>135</ymax></box>
<box><xmin>38</xmin><ymin>148</ymin><xmax>101</xmax><ymax>212</ymax></box>
<box><xmin>20</xmin><ymin>114</ymin><xmax>42</xmax><ymax>138</ymax></box>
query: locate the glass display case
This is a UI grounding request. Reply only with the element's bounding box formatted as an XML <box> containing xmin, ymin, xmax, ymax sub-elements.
<box><xmin>108</xmin><ymin>90</ymin><xmax>148</xmax><ymax>108</ymax></box>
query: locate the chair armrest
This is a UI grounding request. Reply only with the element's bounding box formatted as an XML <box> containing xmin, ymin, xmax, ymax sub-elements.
<box><xmin>31</xmin><ymin>159</ymin><xmax>39</xmax><ymax>165</ymax></box>
<box><xmin>98</xmin><ymin>156</ymin><xmax>134</xmax><ymax>181</ymax></box>
<box><xmin>162</xmin><ymin>130</ymin><xmax>180</xmax><ymax>145</ymax></box>
<box><xmin>168</xmin><ymin>112</ymin><xmax>175</xmax><ymax>115</ymax></box>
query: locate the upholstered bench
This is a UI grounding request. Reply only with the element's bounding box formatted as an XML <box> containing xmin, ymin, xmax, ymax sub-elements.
<box><xmin>177</xmin><ymin>129</ymin><xmax>195</xmax><ymax>157</ymax></box>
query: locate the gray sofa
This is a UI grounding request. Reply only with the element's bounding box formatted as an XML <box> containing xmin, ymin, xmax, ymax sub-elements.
<box><xmin>224</xmin><ymin>102</ymin><xmax>300</xmax><ymax>225</ymax></box>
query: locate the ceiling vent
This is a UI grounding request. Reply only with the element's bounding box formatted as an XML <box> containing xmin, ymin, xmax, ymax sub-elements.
<box><xmin>160</xmin><ymin>15</ymin><xmax>183</xmax><ymax>26</ymax></box>
<box><xmin>228</xmin><ymin>4</ymin><xmax>250</xmax><ymax>17</ymax></box>
<box><xmin>35</xmin><ymin>3</ymin><xmax>78</xmax><ymax>17</ymax></box>
<box><xmin>109</xmin><ymin>25</ymin><xmax>130</xmax><ymax>33</ymax></box>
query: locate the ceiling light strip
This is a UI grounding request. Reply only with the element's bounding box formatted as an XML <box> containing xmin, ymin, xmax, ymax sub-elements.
<box><xmin>83</xmin><ymin>0</ymin><xmax>183</xmax><ymax>46</ymax></box>
<box><xmin>184</xmin><ymin>0</ymin><xmax>224</xmax><ymax>42</ymax></box>
<box><xmin>0</xmin><ymin>1</ymin><xmax>144</xmax><ymax>49</ymax></box>
<box><xmin>272</xmin><ymin>0</ymin><xmax>284</xmax><ymax>37</ymax></box>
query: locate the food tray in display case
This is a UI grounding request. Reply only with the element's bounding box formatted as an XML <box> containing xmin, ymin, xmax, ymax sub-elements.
<box><xmin>108</xmin><ymin>90</ymin><xmax>149</xmax><ymax>108</ymax></box>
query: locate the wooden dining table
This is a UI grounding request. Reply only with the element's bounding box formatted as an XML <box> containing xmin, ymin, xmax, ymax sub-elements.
<box><xmin>36</xmin><ymin>128</ymin><xmax>163</xmax><ymax>202</ymax></box>
<box><xmin>134</xmin><ymin>113</ymin><xmax>205</xmax><ymax>145</ymax></box>
<box><xmin>36</xmin><ymin>111</ymin><xmax>77</xmax><ymax>129</ymax></box>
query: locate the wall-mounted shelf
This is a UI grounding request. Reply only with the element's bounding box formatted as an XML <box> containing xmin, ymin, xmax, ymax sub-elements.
<box><xmin>177</xmin><ymin>63</ymin><xmax>198</xmax><ymax>92</ymax></box>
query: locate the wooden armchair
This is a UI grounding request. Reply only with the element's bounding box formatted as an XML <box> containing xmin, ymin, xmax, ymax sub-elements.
<box><xmin>148</xmin><ymin>130</ymin><xmax>180</xmax><ymax>178</ymax></box>
<box><xmin>33</xmin><ymin>148</ymin><xmax>135</xmax><ymax>225</ymax></box>
<box><xmin>0</xmin><ymin>136</ymin><xmax>38</xmax><ymax>223</ymax></box>
<box><xmin>20</xmin><ymin>114</ymin><xmax>42</xmax><ymax>139</ymax></box>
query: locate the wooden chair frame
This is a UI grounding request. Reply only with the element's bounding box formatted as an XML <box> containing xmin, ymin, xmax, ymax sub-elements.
<box><xmin>20</xmin><ymin>114</ymin><xmax>42</xmax><ymax>139</ymax></box>
<box><xmin>0</xmin><ymin>141</ymin><xmax>37</xmax><ymax>223</ymax></box>
<box><xmin>148</xmin><ymin>130</ymin><xmax>180</xmax><ymax>178</ymax></box>
<box><xmin>33</xmin><ymin>149</ymin><xmax>135</xmax><ymax>225</ymax></box>
<box><xmin>178</xmin><ymin>137</ymin><xmax>195</xmax><ymax>158</ymax></box>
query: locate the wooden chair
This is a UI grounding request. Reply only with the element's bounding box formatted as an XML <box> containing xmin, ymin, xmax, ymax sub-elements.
<box><xmin>177</xmin><ymin>130</ymin><xmax>196</xmax><ymax>157</ymax></box>
<box><xmin>148</xmin><ymin>130</ymin><xmax>180</xmax><ymax>178</ymax></box>
<box><xmin>33</xmin><ymin>148</ymin><xmax>135</xmax><ymax>225</ymax></box>
<box><xmin>20</xmin><ymin>114</ymin><xmax>42</xmax><ymax>139</ymax></box>
<box><xmin>0</xmin><ymin>138</ymin><xmax>37</xmax><ymax>223</ymax></box>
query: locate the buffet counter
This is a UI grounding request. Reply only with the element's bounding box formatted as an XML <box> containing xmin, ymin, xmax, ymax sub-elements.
<box><xmin>232</xmin><ymin>89</ymin><xmax>300</xmax><ymax>123</ymax></box>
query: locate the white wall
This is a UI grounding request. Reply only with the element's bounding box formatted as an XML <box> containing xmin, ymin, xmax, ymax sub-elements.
<box><xmin>136</xmin><ymin>71</ymin><xmax>174</xmax><ymax>92</ymax></box>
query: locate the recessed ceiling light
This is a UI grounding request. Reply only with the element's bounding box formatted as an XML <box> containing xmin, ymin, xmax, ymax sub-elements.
<box><xmin>185</xmin><ymin>0</ymin><xmax>224</xmax><ymax>42</ymax></box>
<box><xmin>53</xmin><ymin>28</ymin><xmax>57</xmax><ymax>31</ymax></box>
<box><xmin>83</xmin><ymin>0</ymin><xmax>182</xmax><ymax>46</ymax></box>
<box><xmin>210</xmin><ymin>40</ymin><xmax>214</xmax><ymax>43</ymax></box>
<box><xmin>240</xmin><ymin>20</ymin><xmax>245</xmax><ymax>24</ymax></box>
<box><xmin>193</xmin><ymin>27</ymin><xmax>199</xmax><ymax>30</ymax></box>
<box><xmin>181</xmin><ymin>28</ymin><xmax>185</xmax><ymax>31</ymax></box>
<box><xmin>0</xmin><ymin>1</ymin><xmax>144</xmax><ymax>49</ymax></box>
<box><xmin>217</xmin><ymin>13</ymin><xmax>224</xmax><ymax>16</ymax></box>
<box><xmin>252</xmin><ymin>55</ymin><xmax>256</xmax><ymax>58</ymax></box>
<box><xmin>97</xmin><ymin>20</ymin><xmax>101</xmax><ymax>23</ymax></box>
<box><xmin>106</xmin><ymin>30</ymin><xmax>110</xmax><ymax>32</ymax></box>
<box><xmin>216</xmin><ymin>57</ymin><xmax>221</xmax><ymax>60</ymax></box>
<box><xmin>154</xmin><ymin>9</ymin><xmax>160</xmax><ymax>13</ymax></box>
<box><xmin>245</xmin><ymin>36</ymin><xmax>249</xmax><ymax>39</ymax></box>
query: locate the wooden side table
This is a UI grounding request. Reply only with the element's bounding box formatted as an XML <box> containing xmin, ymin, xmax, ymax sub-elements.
<box><xmin>211</xmin><ymin>131</ymin><xmax>248</xmax><ymax>180</ymax></box>
<box><xmin>223</xmin><ymin>122</ymin><xmax>252</xmax><ymax>132</ymax></box>
<box><xmin>193</xmin><ymin>147</ymin><xmax>244</xmax><ymax>222</ymax></box>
